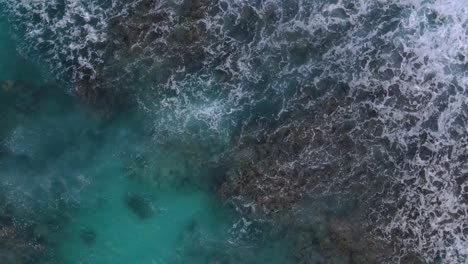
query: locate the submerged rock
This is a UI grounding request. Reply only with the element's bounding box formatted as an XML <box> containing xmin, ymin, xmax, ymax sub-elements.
<box><xmin>282</xmin><ymin>204</ymin><xmax>396</xmax><ymax>264</ymax></box>
<box><xmin>71</xmin><ymin>0</ymin><xmax>211</xmax><ymax>114</ymax></box>
<box><xmin>0</xmin><ymin>226</ymin><xmax>41</xmax><ymax>264</ymax></box>
<box><xmin>220</xmin><ymin>89</ymin><xmax>359</xmax><ymax>212</ymax></box>
<box><xmin>1</xmin><ymin>80</ymin><xmax>14</xmax><ymax>93</ymax></box>
<box><xmin>80</xmin><ymin>227</ymin><xmax>97</xmax><ymax>246</ymax></box>
<box><xmin>76</xmin><ymin>66</ymin><xmax>134</xmax><ymax>116</ymax></box>
<box><xmin>218</xmin><ymin>75</ymin><xmax>433</xmax><ymax>262</ymax></box>
<box><xmin>125</xmin><ymin>193</ymin><xmax>155</xmax><ymax>219</ymax></box>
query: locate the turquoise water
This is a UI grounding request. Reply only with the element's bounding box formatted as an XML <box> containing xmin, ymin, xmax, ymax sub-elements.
<box><xmin>0</xmin><ymin>17</ymin><xmax>293</xmax><ymax>264</ymax></box>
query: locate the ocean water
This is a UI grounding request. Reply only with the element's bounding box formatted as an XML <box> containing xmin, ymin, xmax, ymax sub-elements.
<box><xmin>0</xmin><ymin>16</ymin><xmax>293</xmax><ymax>264</ymax></box>
<box><xmin>1</xmin><ymin>0</ymin><xmax>468</xmax><ymax>264</ymax></box>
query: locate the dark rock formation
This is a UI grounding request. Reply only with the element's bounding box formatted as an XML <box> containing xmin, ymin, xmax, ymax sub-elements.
<box><xmin>80</xmin><ymin>227</ymin><xmax>97</xmax><ymax>246</ymax></box>
<box><xmin>74</xmin><ymin>0</ymin><xmax>213</xmax><ymax>112</ymax></box>
<box><xmin>217</xmin><ymin>78</ymin><xmax>431</xmax><ymax>262</ymax></box>
<box><xmin>220</xmin><ymin>86</ymin><xmax>377</xmax><ymax>213</ymax></box>
<box><xmin>0</xmin><ymin>225</ymin><xmax>42</xmax><ymax>264</ymax></box>
<box><xmin>125</xmin><ymin>193</ymin><xmax>155</xmax><ymax>219</ymax></box>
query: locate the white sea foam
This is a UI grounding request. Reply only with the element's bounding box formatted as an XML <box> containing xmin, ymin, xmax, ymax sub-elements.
<box><xmin>2</xmin><ymin>0</ymin><xmax>113</xmax><ymax>79</ymax></box>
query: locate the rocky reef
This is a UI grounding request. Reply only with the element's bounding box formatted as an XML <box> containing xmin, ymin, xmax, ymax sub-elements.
<box><xmin>0</xmin><ymin>196</ymin><xmax>45</xmax><ymax>264</ymax></box>
<box><xmin>73</xmin><ymin>0</ymin><xmax>214</xmax><ymax>113</ymax></box>
<box><xmin>0</xmin><ymin>227</ymin><xmax>39</xmax><ymax>264</ymax></box>
<box><xmin>288</xmin><ymin>216</ymin><xmax>392</xmax><ymax>264</ymax></box>
<box><xmin>216</xmin><ymin>82</ymin><xmax>400</xmax><ymax>262</ymax></box>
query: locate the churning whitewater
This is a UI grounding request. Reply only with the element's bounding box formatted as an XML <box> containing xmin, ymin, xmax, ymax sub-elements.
<box><xmin>1</xmin><ymin>0</ymin><xmax>467</xmax><ymax>263</ymax></box>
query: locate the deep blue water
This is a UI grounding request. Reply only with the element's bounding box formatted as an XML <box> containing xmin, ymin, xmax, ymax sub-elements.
<box><xmin>1</xmin><ymin>1</ymin><xmax>468</xmax><ymax>264</ymax></box>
